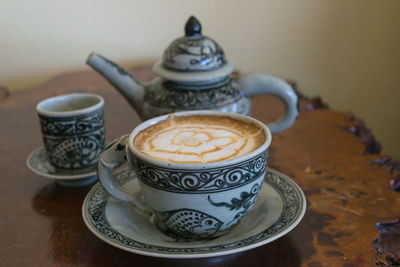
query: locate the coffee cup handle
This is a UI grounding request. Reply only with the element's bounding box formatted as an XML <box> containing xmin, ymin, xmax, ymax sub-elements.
<box><xmin>239</xmin><ymin>73</ymin><xmax>299</xmax><ymax>134</ymax></box>
<box><xmin>97</xmin><ymin>134</ymin><xmax>151</xmax><ymax>214</ymax></box>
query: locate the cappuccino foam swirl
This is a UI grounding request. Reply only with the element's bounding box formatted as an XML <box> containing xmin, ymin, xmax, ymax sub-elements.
<box><xmin>134</xmin><ymin>115</ymin><xmax>265</xmax><ymax>163</ymax></box>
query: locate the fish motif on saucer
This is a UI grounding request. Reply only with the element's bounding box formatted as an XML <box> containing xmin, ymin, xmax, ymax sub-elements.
<box><xmin>82</xmin><ymin>167</ymin><xmax>306</xmax><ymax>258</ymax></box>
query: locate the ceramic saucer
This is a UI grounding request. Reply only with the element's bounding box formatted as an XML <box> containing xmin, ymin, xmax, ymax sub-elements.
<box><xmin>82</xmin><ymin>167</ymin><xmax>306</xmax><ymax>258</ymax></box>
<box><xmin>26</xmin><ymin>146</ymin><xmax>97</xmax><ymax>187</ymax></box>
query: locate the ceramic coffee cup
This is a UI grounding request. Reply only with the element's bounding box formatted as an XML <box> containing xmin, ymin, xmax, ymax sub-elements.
<box><xmin>37</xmin><ymin>93</ymin><xmax>105</xmax><ymax>172</ymax></box>
<box><xmin>98</xmin><ymin>110</ymin><xmax>271</xmax><ymax>240</ymax></box>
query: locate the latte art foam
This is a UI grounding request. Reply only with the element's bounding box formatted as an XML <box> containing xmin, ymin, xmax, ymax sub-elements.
<box><xmin>133</xmin><ymin>115</ymin><xmax>266</xmax><ymax>163</ymax></box>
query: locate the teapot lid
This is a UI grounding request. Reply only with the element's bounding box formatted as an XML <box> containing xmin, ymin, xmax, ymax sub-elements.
<box><xmin>153</xmin><ymin>16</ymin><xmax>234</xmax><ymax>82</ymax></box>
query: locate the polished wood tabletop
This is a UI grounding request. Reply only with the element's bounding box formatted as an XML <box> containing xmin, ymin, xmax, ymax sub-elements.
<box><xmin>0</xmin><ymin>66</ymin><xmax>399</xmax><ymax>266</ymax></box>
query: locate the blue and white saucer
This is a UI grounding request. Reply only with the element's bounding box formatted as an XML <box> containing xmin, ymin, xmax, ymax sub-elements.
<box><xmin>26</xmin><ymin>146</ymin><xmax>97</xmax><ymax>187</ymax></box>
<box><xmin>82</xmin><ymin>167</ymin><xmax>306</xmax><ymax>258</ymax></box>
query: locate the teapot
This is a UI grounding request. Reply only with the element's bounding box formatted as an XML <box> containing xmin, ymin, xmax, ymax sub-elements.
<box><xmin>86</xmin><ymin>16</ymin><xmax>298</xmax><ymax>133</ymax></box>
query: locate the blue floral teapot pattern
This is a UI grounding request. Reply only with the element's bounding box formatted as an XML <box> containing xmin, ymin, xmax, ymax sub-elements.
<box><xmin>86</xmin><ymin>16</ymin><xmax>298</xmax><ymax>133</ymax></box>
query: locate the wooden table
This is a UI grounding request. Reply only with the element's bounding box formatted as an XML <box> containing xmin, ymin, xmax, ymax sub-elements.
<box><xmin>1</xmin><ymin>66</ymin><xmax>399</xmax><ymax>266</ymax></box>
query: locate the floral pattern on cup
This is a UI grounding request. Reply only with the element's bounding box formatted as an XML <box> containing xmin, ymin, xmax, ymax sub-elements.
<box><xmin>37</xmin><ymin>93</ymin><xmax>105</xmax><ymax>171</ymax></box>
<box><xmin>134</xmin><ymin>153</ymin><xmax>267</xmax><ymax>193</ymax></box>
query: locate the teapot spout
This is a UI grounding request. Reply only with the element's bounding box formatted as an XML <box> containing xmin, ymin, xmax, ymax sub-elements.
<box><xmin>86</xmin><ymin>53</ymin><xmax>145</xmax><ymax>117</ymax></box>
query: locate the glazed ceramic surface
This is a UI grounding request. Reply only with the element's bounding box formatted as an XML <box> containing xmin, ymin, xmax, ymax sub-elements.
<box><xmin>135</xmin><ymin>152</ymin><xmax>267</xmax><ymax>239</ymax></box>
<box><xmin>36</xmin><ymin>93</ymin><xmax>105</xmax><ymax>171</ymax></box>
<box><xmin>86</xmin><ymin>16</ymin><xmax>298</xmax><ymax>134</ymax></box>
<box><xmin>97</xmin><ymin>110</ymin><xmax>271</xmax><ymax>239</ymax></box>
<box><xmin>82</xmin><ymin>167</ymin><xmax>306</xmax><ymax>258</ymax></box>
<box><xmin>26</xmin><ymin>147</ymin><xmax>97</xmax><ymax>187</ymax></box>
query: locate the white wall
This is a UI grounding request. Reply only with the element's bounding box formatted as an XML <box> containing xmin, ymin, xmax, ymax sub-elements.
<box><xmin>1</xmin><ymin>0</ymin><xmax>399</xmax><ymax>158</ymax></box>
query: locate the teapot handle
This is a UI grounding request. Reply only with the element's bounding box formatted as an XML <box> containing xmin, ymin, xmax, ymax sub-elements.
<box><xmin>239</xmin><ymin>73</ymin><xmax>299</xmax><ymax>134</ymax></box>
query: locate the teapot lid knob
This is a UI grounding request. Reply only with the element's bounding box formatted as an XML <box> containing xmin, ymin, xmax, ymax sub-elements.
<box><xmin>185</xmin><ymin>16</ymin><xmax>201</xmax><ymax>37</ymax></box>
<box><xmin>153</xmin><ymin>15</ymin><xmax>235</xmax><ymax>81</ymax></box>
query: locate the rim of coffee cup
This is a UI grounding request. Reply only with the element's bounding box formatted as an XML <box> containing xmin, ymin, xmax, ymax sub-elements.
<box><xmin>129</xmin><ymin>110</ymin><xmax>272</xmax><ymax>168</ymax></box>
<box><xmin>36</xmin><ymin>93</ymin><xmax>104</xmax><ymax>117</ymax></box>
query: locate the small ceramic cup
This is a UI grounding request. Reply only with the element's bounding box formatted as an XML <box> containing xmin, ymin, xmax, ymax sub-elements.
<box><xmin>37</xmin><ymin>93</ymin><xmax>105</xmax><ymax>172</ymax></box>
<box><xmin>98</xmin><ymin>110</ymin><xmax>271</xmax><ymax>240</ymax></box>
